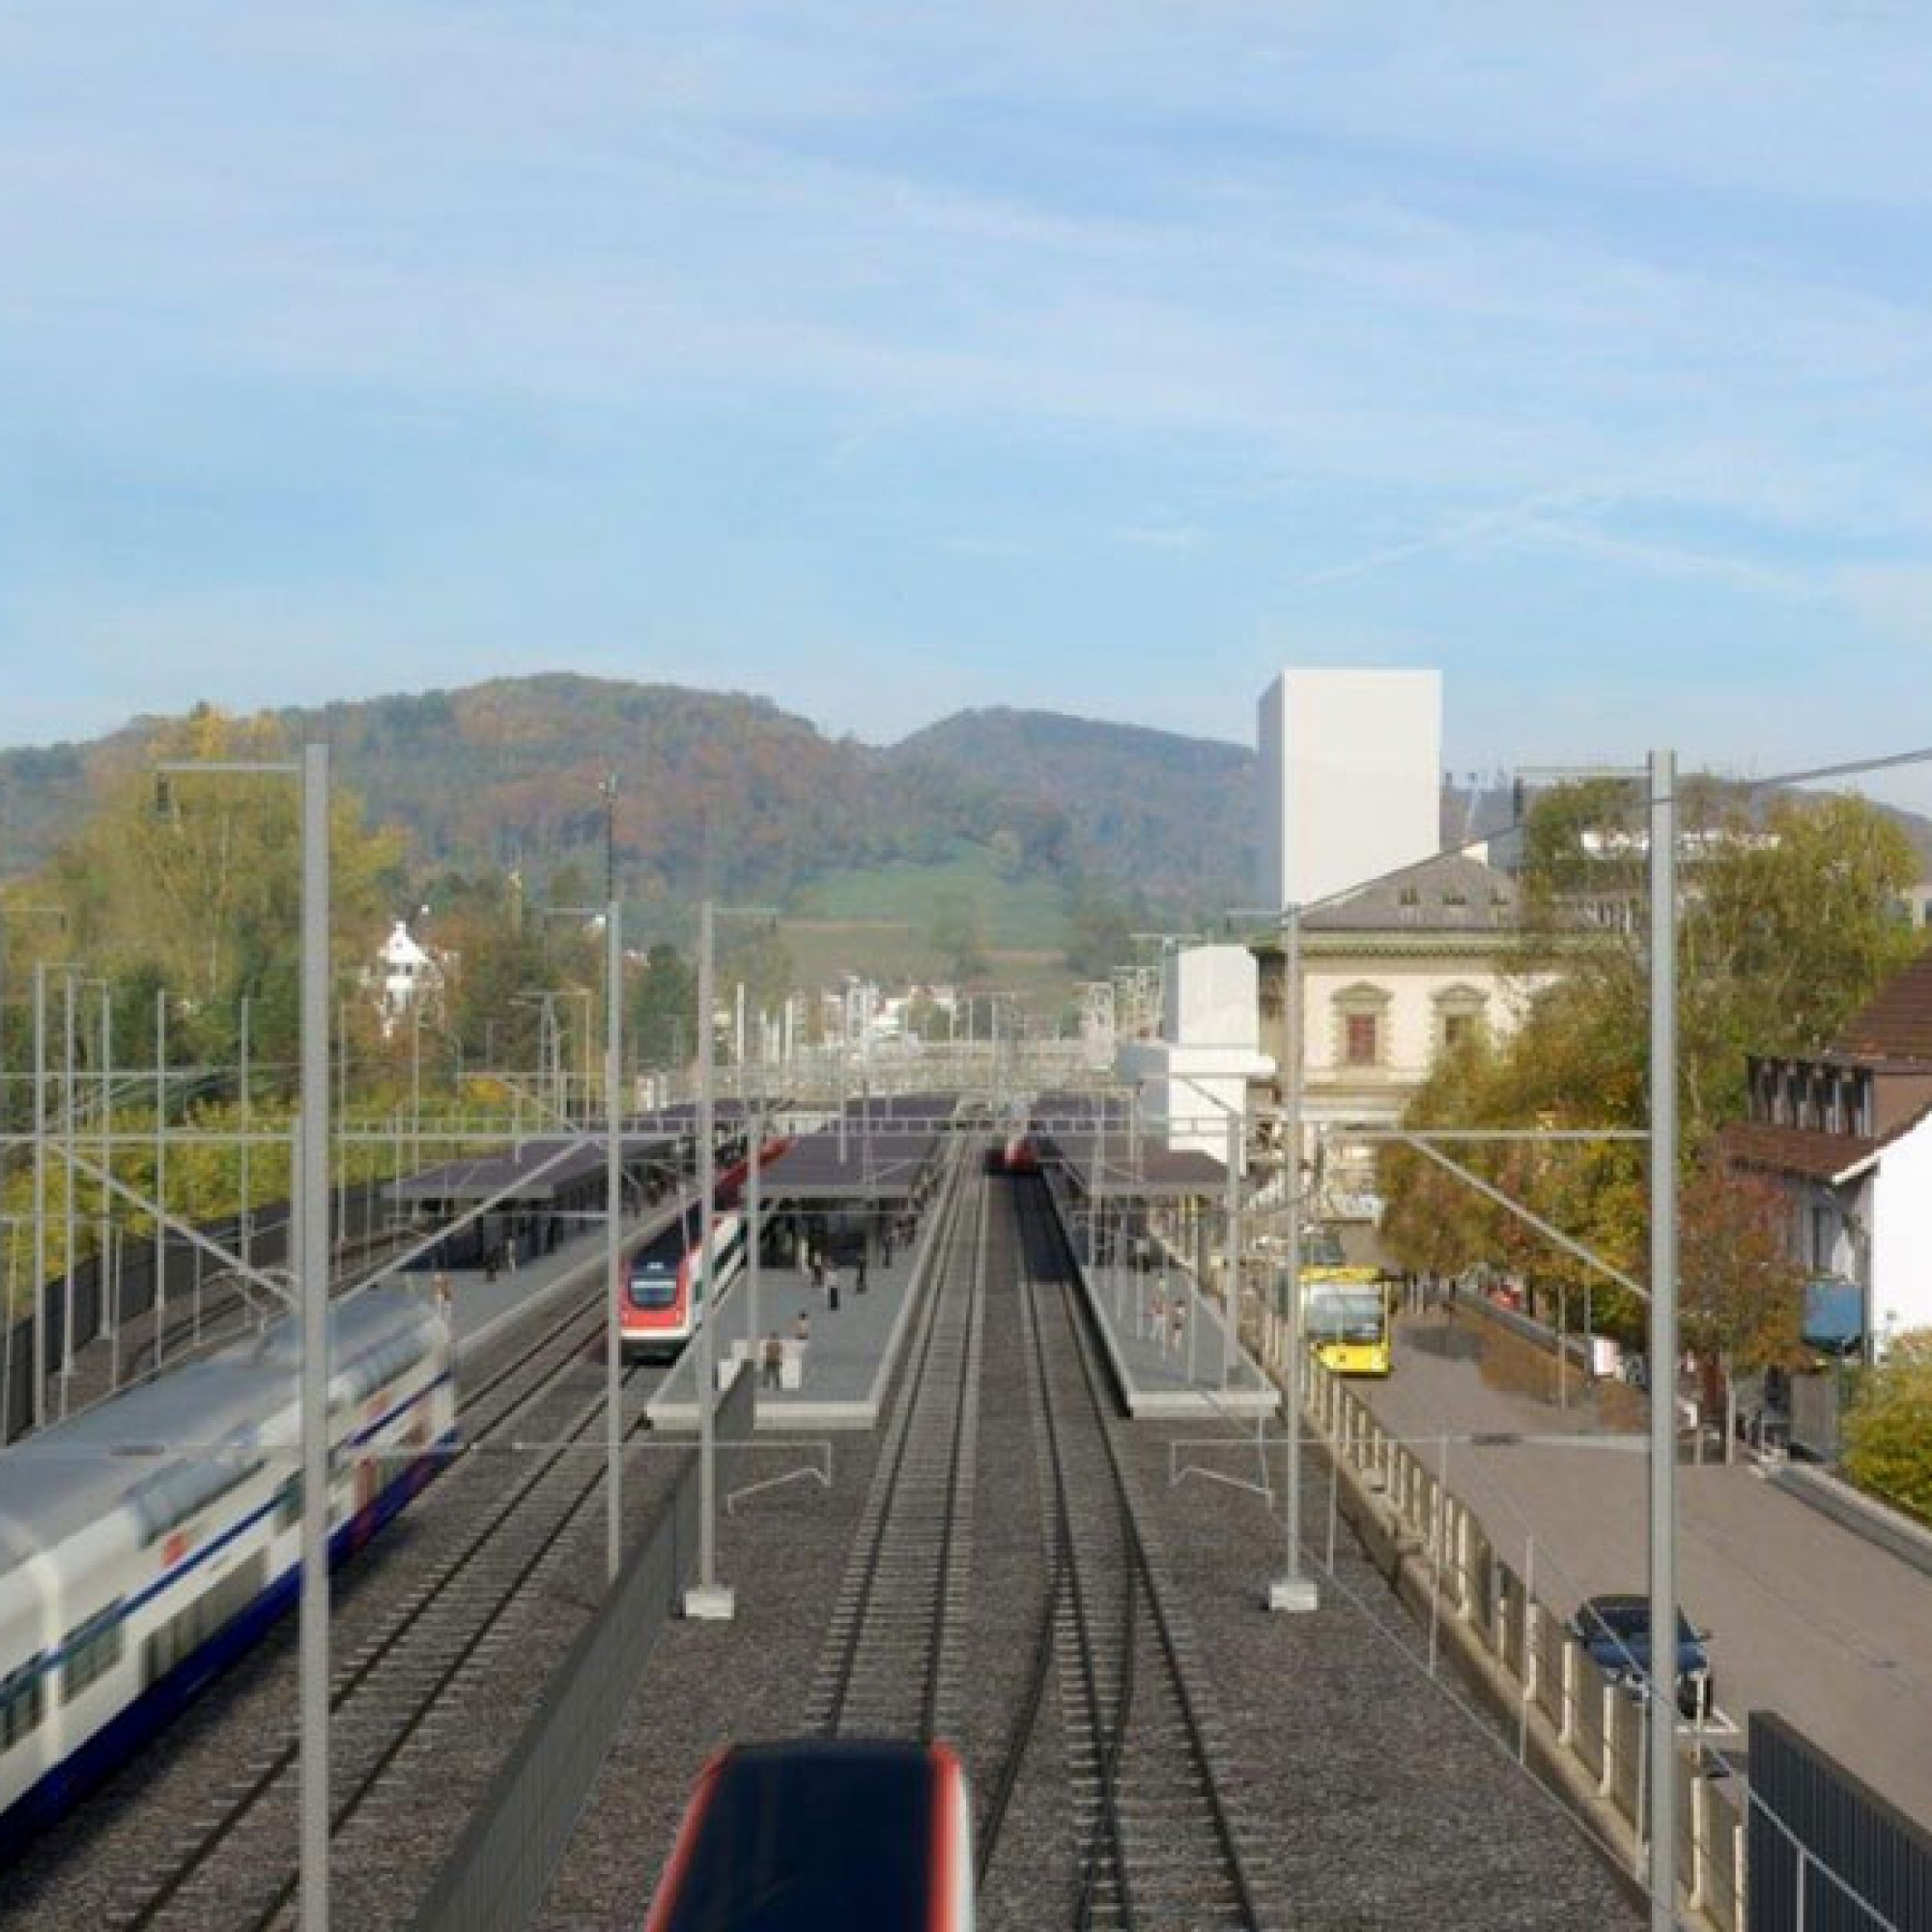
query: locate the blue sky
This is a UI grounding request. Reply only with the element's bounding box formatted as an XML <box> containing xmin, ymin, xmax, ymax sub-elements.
<box><xmin>6</xmin><ymin>3</ymin><xmax>1932</xmax><ymax>810</ymax></box>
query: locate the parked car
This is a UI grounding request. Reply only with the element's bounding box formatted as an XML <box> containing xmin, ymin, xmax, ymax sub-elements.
<box><xmin>1567</xmin><ymin>1594</ymin><xmax>1714</xmax><ymax>1721</ymax></box>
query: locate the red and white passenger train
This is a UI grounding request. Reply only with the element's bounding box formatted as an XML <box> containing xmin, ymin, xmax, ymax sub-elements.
<box><xmin>618</xmin><ymin>1137</ymin><xmax>790</xmax><ymax>1360</ymax></box>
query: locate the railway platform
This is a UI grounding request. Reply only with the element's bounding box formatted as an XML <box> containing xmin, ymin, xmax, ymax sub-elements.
<box><xmin>644</xmin><ymin>1157</ymin><xmax>957</xmax><ymax>1432</ymax></box>
<box><xmin>1061</xmin><ymin>1230</ymin><xmax>1278</xmax><ymax>1420</ymax></box>
<box><xmin>1025</xmin><ymin>1101</ymin><xmax>1278</xmax><ymax>1421</ymax></box>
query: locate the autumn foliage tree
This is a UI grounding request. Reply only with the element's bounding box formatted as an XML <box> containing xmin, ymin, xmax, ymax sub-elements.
<box><xmin>1380</xmin><ymin>781</ymin><xmax>1921</xmax><ymax>1356</ymax></box>
<box><xmin>18</xmin><ymin>704</ymin><xmax>404</xmax><ymax>1085</ymax></box>
<box><xmin>1678</xmin><ymin>1159</ymin><xmax>1805</xmax><ymax>1460</ymax></box>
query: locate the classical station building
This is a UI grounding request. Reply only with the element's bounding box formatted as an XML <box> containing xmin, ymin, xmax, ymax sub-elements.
<box><xmin>1249</xmin><ymin>853</ymin><xmax>1549</xmax><ymax>1216</ymax></box>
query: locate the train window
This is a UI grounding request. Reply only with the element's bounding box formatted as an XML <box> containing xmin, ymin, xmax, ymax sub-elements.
<box><xmin>142</xmin><ymin>1554</ymin><xmax>268</xmax><ymax>1690</ymax></box>
<box><xmin>276</xmin><ymin>1475</ymin><xmax>302</xmax><ymax>1533</ymax></box>
<box><xmin>0</xmin><ymin>1659</ymin><xmax>45</xmax><ymax>1747</ymax></box>
<box><xmin>61</xmin><ymin>1602</ymin><xmax>126</xmax><ymax>1703</ymax></box>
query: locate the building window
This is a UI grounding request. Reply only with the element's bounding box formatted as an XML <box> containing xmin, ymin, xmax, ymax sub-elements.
<box><xmin>1433</xmin><ymin>985</ymin><xmax>1489</xmax><ymax>1059</ymax></box>
<box><xmin>1334</xmin><ymin>983</ymin><xmax>1391</xmax><ymax>1069</ymax></box>
<box><xmin>1810</xmin><ymin>1203</ymin><xmax>1835</xmax><ymax>1270</ymax></box>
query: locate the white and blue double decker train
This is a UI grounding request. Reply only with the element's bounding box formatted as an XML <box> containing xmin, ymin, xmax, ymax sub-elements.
<box><xmin>0</xmin><ymin>1286</ymin><xmax>454</xmax><ymax>1856</ymax></box>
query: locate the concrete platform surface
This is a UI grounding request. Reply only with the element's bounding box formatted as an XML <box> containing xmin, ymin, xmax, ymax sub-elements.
<box><xmin>644</xmin><ymin>1168</ymin><xmax>958</xmax><ymax>1432</ymax></box>
<box><xmin>1069</xmin><ymin>1242</ymin><xmax>1278</xmax><ymax>1421</ymax></box>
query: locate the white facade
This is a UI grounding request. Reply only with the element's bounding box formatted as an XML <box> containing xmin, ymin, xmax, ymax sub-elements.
<box><xmin>1860</xmin><ymin>1122</ymin><xmax>1932</xmax><ymax>1344</ymax></box>
<box><xmin>1163</xmin><ymin>945</ymin><xmax>1262</xmax><ymax>1049</ymax></box>
<box><xmin>376</xmin><ymin>920</ymin><xmax>442</xmax><ymax>1033</ymax></box>
<box><xmin>1257</xmin><ymin>668</ymin><xmax>1442</xmax><ymax>909</ymax></box>
<box><xmin>1117</xmin><ymin>944</ymin><xmax>1273</xmax><ymax>1166</ymax></box>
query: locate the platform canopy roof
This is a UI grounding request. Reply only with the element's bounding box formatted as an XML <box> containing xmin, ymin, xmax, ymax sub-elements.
<box><xmin>760</xmin><ymin>1125</ymin><xmax>942</xmax><ymax>1200</ymax></box>
<box><xmin>1027</xmin><ymin>1094</ymin><xmax>1228</xmax><ymax>1198</ymax></box>
<box><xmin>388</xmin><ymin>1130</ymin><xmax>681</xmax><ymax>1204</ymax></box>
<box><xmin>1037</xmin><ymin>1132</ymin><xmax>1228</xmax><ymax>1200</ymax></box>
<box><xmin>643</xmin><ymin>1098</ymin><xmax>768</xmax><ymax>1128</ymax></box>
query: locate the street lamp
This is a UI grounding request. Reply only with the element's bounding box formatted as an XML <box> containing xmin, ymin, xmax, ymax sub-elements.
<box><xmin>157</xmin><ymin>746</ymin><xmax>333</xmax><ymax>1932</ymax></box>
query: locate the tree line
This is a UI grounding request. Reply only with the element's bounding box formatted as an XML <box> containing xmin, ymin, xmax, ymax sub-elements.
<box><xmin>1378</xmin><ymin>781</ymin><xmax>1927</xmax><ymax>1464</ymax></box>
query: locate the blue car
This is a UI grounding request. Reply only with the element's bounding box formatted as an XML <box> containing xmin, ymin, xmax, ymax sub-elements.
<box><xmin>1566</xmin><ymin>1594</ymin><xmax>1714</xmax><ymax>1721</ymax></box>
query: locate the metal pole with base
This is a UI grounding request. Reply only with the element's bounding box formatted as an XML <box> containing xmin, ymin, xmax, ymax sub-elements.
<box><xmin>1269</xmin><ymin>901</ymin><xmax>1318</xmax><ymax>1613</ymax></box>
<box><xmin>748</xmin><ymin>1087</ymin><xmax>763</xmax><ymax>1401</ymax></box>
<box><xmin>297</xmin><ymin>742</ymin><xmax>332</xmax><ymax>1932</ymax></box>
<box><xmin>1646</xmin><ymin>750</ymin><xmax>1680</xmax><ymax>1931</ymax></box>
<box><xmin>1223</xmin><ymin>1113</ymin><xmax>1238</xmax><ymax>1389</ymax></box>
<box><xmin>605</xmin><ymin>889</ymin><xmax>624</xmax><ymax>1585</ymax></box>
<box><xmin>684</xmin><ymin>896</ymin><xmax>734</xmax><ymax>1621</ymax></box>
<box><xmin>31</xmin><ymin>963</ymin><xmax>45</xmax><ymax>1430</ymax></box>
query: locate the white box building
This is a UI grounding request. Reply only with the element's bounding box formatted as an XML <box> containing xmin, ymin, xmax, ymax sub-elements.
<box><xmin>1258</xmin><ymin>668</ymin><xmax>1442</xmax><ymax>909</ymax></box>
<box><xmin>1116</xmin><ymin>945</ymin><xmax>1273</xmax><ymax>1167</ymax></box>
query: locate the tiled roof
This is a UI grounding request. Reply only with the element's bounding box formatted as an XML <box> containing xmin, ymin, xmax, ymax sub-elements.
<box><xmin>1718</xmin><ymin>1121</ymin><xmax>1877</xmax><ymax>1183</ymax></box>
<box><xmin>1832</xmin><ymin>946</ymin><xmax>1932</xmax><ymax>1064</ymax></box>
<box><xmin>1304</xmin><ymin>853</ymin><xmax>1521</xmax><ymax>933</ymax></box>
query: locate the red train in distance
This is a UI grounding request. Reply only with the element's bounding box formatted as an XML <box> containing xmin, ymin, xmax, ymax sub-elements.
<box><xmin>618</xmin><ymin>1135</ymin><xmax>790</xmax><ymax>1361</ymax></box>
<box><xmin>644</xmin><ymin>1738</ymin><xmax>975</xmax><ymax>1932</ymax></box>
<box><xmin>992</xmin><ymin>1132</ymin><xmax>1037</xmax><ymax>1175</ymax></box>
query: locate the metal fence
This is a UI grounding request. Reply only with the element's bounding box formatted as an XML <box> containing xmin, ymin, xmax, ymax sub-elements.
<box><xmin>2</xmin><ymin>1175</ymin><xmax>396</xmax><ymax>1442</ymax></box>
<box><xmin>1748</xmin><ymin>1711</ymin><xmax>1932</xmax><ymax>1932</ymax></box>
<box><xmin>412</xmin><ymin>1368</ymin><xmax>754</xmax><ymax>1932</ymax></box>
<box><xmin>1296</xmin><ymin>1360</ymin><xmax>1749</xmax><ymax>1929</ymax></box>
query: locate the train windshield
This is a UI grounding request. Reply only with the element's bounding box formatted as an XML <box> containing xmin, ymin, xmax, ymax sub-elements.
<box><xmin>629</xmin><ymin>1266</ymin><xmax>677</xmax><ymax>1310</ymax></box>
<box><xmin>629</xmin><ymin>1229</ymin><xmax>683</xmax><ymax>1310</ymax></box>
<box><xmin>653</xmin><ymin>1743</ymin><xmax>943</xmax><ymax>1931</ymax></box>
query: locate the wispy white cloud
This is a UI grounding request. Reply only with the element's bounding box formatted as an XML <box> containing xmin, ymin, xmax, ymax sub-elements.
<box><xmin>5</xmin><ymin>2</ymin><xmax>1932</xmax><ymax>767</ymax></box>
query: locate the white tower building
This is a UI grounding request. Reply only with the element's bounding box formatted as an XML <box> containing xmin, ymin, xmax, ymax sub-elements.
<box><xmin>1258</xmin><ymin>668</ymin><xmax>1442</xmax><ymax>909</ymax></box>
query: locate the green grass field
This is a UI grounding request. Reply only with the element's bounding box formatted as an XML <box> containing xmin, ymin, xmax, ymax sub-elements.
<box><xmin>781</xmin><ymin>842</ymin><xmax>1080</xmax><ymax>1017</ymax></box>
<box><xmin>788</xmin><ymin>841</ymin><xmax>1072</xmax><ymax>951</ymax></box>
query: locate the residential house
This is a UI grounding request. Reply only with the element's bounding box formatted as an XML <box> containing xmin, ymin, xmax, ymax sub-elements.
<box><xmin>1722</xmin><ymin>946</ymin><xmax>1932</xmax><ymax>1350</ymax></box>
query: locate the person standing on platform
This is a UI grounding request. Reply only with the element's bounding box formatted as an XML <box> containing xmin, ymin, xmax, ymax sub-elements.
<box><xmin>811</xmin><ymin>1248</ymin><xmax>826</xmax><ymax>1297</ymax></box>
<box><xmin>505</xmin><ymin>1234</ymin><xmax>520</xmax><ymax>1274</ymax></box>
<box><xmin>826</xmin><ymin>1259</ymin><xmax>841</xmax><ymax>1312</ymax></box>
<box><xmin>856</xmin><ymin>1245</ymin><xmax>868</xmax><ymax>1294</ymax></box>
<box><xmin>761</xmin><ymin>1331</ymin><xmax>784</xmax><ymax>1392</ymax></box>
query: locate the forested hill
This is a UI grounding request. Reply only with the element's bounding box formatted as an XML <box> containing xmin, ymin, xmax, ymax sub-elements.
<box><xmin>7</xmin><ymin>679</ymin><xmax>1930</xmax><ymax>958</ymax></box>
<box><xmin>0</xmin><ymin>676</ymin><xmax>1259</xmax><ymax>925</ymax></box>
<box><xmin>886</xmin><ymin>707</ymin><xmax>1256</xmax><ymax>903</ymax></box>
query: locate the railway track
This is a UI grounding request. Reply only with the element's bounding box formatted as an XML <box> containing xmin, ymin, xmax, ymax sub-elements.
<box><xmin>104</xmin><ymin>1285</ymin><xmax>656</xmax><ymax>1931</ymax></box>
<box><xmin>977</xmin><ymin>1177</ymin><xmax>1269</xmax><ymax>1931</ymax></box>
<box><xmin>807</xmin><ymin>1152</ymin><xmax>988</xmax><ymax>1742</ymax></box>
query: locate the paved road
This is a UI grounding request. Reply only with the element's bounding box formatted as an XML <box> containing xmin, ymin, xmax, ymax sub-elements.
<box><xmin>1366</xmin><ymin>1307</ymin><xmax>1932</xmax><ymax>1827</ymax></box>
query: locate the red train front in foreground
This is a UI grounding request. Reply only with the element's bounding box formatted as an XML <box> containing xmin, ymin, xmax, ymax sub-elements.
<box><xmin>618</xmin><ymin>1137</ymin><xmax>789</xmax><ymax>1360</ymax></box>
<box><xmin>644</xmin><ymin>1738</ymin><xmax>975</xmax><ymax>1931</ymax></box>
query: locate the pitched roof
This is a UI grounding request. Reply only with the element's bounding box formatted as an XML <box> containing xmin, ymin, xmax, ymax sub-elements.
<box><xmin>1831</xmin><ymin>945</ymin><xmax>1932</xmax><ymax>1065</ymax></box>
<box><xmin>1303</xmin><ymin>853</ymin><xmax>1521</xmax><ymax>933</ymax></box>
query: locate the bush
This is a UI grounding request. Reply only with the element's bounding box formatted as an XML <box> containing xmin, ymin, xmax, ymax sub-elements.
<box><xmin>1841</xmin><ymin>1331</ymin><xmax>1932</xmax><ymax>1523</ymax></box>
